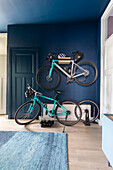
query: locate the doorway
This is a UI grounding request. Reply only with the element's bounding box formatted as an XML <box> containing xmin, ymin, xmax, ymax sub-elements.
<box><xmin>7</xmin><ymin>48</ymin><xmax>38</xmax><ymax>118</ymax></box>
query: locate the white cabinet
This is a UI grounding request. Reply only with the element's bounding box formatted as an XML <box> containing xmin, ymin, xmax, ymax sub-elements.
<box><xmin>102</xmin><ymin>114</ymin><xmax>113</xmax><ymax>167</ymax></box>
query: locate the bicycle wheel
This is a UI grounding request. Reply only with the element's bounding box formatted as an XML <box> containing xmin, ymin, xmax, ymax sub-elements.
<box><xmin>56</xmin><ymin>100</ymin><xmax>82</xmax><ymax>126</ymax></box>
<box><xmin>37</xmin><ymin>65</ymin><xmax>61</xmax><ymax>90</ymax></box>
<box><xmin>75</xmin><ymin>100</ymin><xmax>99</xmax><ymax>123</ymax></box>
<box><xmin>15</xmin><ymin>101</ymin><xmax>41</xmax><ymax>125</ymax></box>
<box><xmin>74</xmin><ymin>60</ymin><xmax>98</xmax><ymax>86</ymax></box>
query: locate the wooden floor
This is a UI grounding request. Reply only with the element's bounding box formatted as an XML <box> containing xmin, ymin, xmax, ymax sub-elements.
<box><xmin>0</xmin><ymin>115</ymin><xmax>112</xmax><ymax>170</ymax></box>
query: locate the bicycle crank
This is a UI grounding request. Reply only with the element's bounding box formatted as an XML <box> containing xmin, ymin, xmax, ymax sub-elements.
<box><xmin>67</xmin><ymin>77</ymin><xmax>74</xmax><ymax>83</ymax></box>
<box><xmin>66</xmin><ymin>110</ymin><xmax>71</xmax><ymax>115</ymax></box>
<box><xmin>48</xmin><ymin>110</ymin><xmax>56</xmax><ymax>118</ymax></box>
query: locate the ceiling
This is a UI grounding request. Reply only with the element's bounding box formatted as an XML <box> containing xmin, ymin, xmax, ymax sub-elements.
<box><xmin>0</xmin><ymin>0</ymin><xmax>110</xmax><ymax>32</ymax></box>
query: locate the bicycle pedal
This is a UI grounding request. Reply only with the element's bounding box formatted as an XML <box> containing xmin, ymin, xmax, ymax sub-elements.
<box><xmin>84</xmin><ymin>76</ymin><xmax>86</xmax><ymax>81</ymax></box>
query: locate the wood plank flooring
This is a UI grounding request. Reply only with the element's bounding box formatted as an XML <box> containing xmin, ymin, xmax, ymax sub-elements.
<box><xmin>0</xmin><ymin>115</ymin><xmax>112</xmax><ymax>170</ymax></box>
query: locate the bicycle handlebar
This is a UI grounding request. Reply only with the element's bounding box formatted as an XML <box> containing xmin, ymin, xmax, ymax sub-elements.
<box><xmin>48</xmin><ymin>53</ymin><xmax>56</xmax><ymax>56</ymax></box>
<box><xmin>46</xmin><ymin>52</ymin><xmax>80</xmax><ymax>61</ymax></box>
<box><xmin>27</xmin><ymin>84</ymin><xmax>42</xmax><ymax>95</ymax></box>
<box><xmin>46</xmin><ymin>53</ymin><xmax>57</xmax><ymax>61</ymax></box>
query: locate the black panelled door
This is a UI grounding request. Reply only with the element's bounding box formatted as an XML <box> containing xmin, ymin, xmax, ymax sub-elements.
<box><xmin>10</xmin><ymin>48</ymin><xmax>38</xmax><ymax>118</ymax></box>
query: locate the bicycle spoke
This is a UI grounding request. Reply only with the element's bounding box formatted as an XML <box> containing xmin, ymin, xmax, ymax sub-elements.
<box><xmin>15</xmin><ymin>101</ymin><xmax>41</xmax><ymax>125</ymax></box>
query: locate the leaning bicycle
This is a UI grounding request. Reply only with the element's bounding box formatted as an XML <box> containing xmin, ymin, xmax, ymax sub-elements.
<box><xmin>36</xmin><ymin>52</ymin><xmax>98</xmax><ymax>90</ymax></box>
<box><xmin>15</xmin><ymin>84</ymin><xmax>82</xmax><ymax>126</ymax></box>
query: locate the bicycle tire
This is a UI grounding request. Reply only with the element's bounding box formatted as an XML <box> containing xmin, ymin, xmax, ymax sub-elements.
<box><xmin>75</xmin><ymin>99</ymin><xmax>99</xmax><ymax>123</ymax></box>
<box><xmin>74</xmin><ymin>60</ymin><xmax>98</xmax><ymax>86</ymax></box>
<box><xmin>15</xmin><ymin>101</ymin><xmax>41</xmax><ymax>125</ymax></box>
<box><xmin>36</xmin><ymin>65</ymin><xmax>61</xmax><ymax>90</ymax></box>
<box><xmin>56</xmin><ymin>100</ymin><xmax>82</xmax><ymax>126</ymax></box>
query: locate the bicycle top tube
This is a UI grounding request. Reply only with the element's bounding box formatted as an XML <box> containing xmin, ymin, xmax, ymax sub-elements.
<box><xmin>52</xmin><ymin>59</ymin><xmax>73</xmax><ymax>63</ymax></box>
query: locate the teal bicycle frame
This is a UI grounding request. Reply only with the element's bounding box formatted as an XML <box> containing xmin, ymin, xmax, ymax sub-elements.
<box><xmin>30</xmin><ymin>93</ymin><xmax>68</xmax><ymax>117</ymax></box>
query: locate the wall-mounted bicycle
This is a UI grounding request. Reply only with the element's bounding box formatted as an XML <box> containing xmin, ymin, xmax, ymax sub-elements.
<box><xmin>36</xmin><ymin>52</ymin><xmax>98</xmax><ymax>90</ymax></box>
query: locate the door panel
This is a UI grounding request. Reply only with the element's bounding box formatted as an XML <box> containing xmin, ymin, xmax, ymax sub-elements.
<box><xmin>15</xmin><ymin>54</ymin><xmax>34</xmax><ymax>74</ymax></box>
<box><xmin>11</xmin><ymin>48</ymin><xmax>38</xmax><ymax>118</ymax></box>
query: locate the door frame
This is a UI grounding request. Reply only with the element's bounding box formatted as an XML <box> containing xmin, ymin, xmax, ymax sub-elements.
<box><xmin>100</xmin><ymin>0</ymin><xmax>113</xmax><ymax>125</ymax></box>
<box><xmin>7</xmin><ymin>47</ymin><xmax>39</xmax><ymax>118</ymax></box>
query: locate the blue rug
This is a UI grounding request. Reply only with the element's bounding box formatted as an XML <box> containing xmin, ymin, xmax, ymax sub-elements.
<box><xmin>0</xmin><ymin>131</ymin><xmax>68</xmax><ymax>170</ymax></box>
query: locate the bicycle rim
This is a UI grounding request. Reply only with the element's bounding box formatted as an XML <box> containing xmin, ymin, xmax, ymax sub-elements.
<box><xmin>56</xmin><ymin>100</ymin><xmax>82</xmax><ymax>126</ymax></box>
<box><xmin>75</xmin><ymin>100</ymin><xmax>99</xmax><ymax>123</ymax></box>
<box><xmin>15</xmin><ymin>101</ymin><xmax>41</xmax><ymax>125</ymax></box>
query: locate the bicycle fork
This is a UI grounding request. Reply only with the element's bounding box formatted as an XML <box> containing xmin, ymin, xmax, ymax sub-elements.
<box><xmin>49</xmin><ymin>63</ymin><xmax>54</xmax><ymax>78</ymax></box>
<box><xmin>28</xmin><ymin>100</ymin><xmax>36</xmax><ymax>114</ymax></box>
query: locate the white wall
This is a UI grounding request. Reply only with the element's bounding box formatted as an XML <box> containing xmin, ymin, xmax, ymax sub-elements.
<box><xmin>104</xmin><ymin>35</ymin><xmax>113</xmax><ymax>114</ymax></box>
<box><xmin>0</xmin><ymin>33</ymin><xmax>7</xmax><ymax>114</ymax></box>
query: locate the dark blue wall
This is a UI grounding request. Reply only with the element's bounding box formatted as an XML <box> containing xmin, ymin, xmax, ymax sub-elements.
<box><xmin>8</xmin><ymin>21</ymin><xmax>99</xmax><ymax>104</ymax></box>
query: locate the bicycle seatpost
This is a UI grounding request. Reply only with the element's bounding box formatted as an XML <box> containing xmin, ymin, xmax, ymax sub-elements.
<box><xmin>54</xmin><ymin>93</ymin><xmax>58</xmax><ymax>100</ymax></box>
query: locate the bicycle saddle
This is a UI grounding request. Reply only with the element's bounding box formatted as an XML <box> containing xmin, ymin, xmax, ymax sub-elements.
<box><xmin>54</xmin><ymin>90</ymin><xmax>63</xmax><ymax>94</ymax></box>
<box><xmin>72</xmin><ymin>51</ymin><xmax>79</xmax><ymax>54</ymax></box>
<box><xmin>73</xmin><ymin>51</ymin><xmax>84</xmax><ymax>62</ymax></box>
